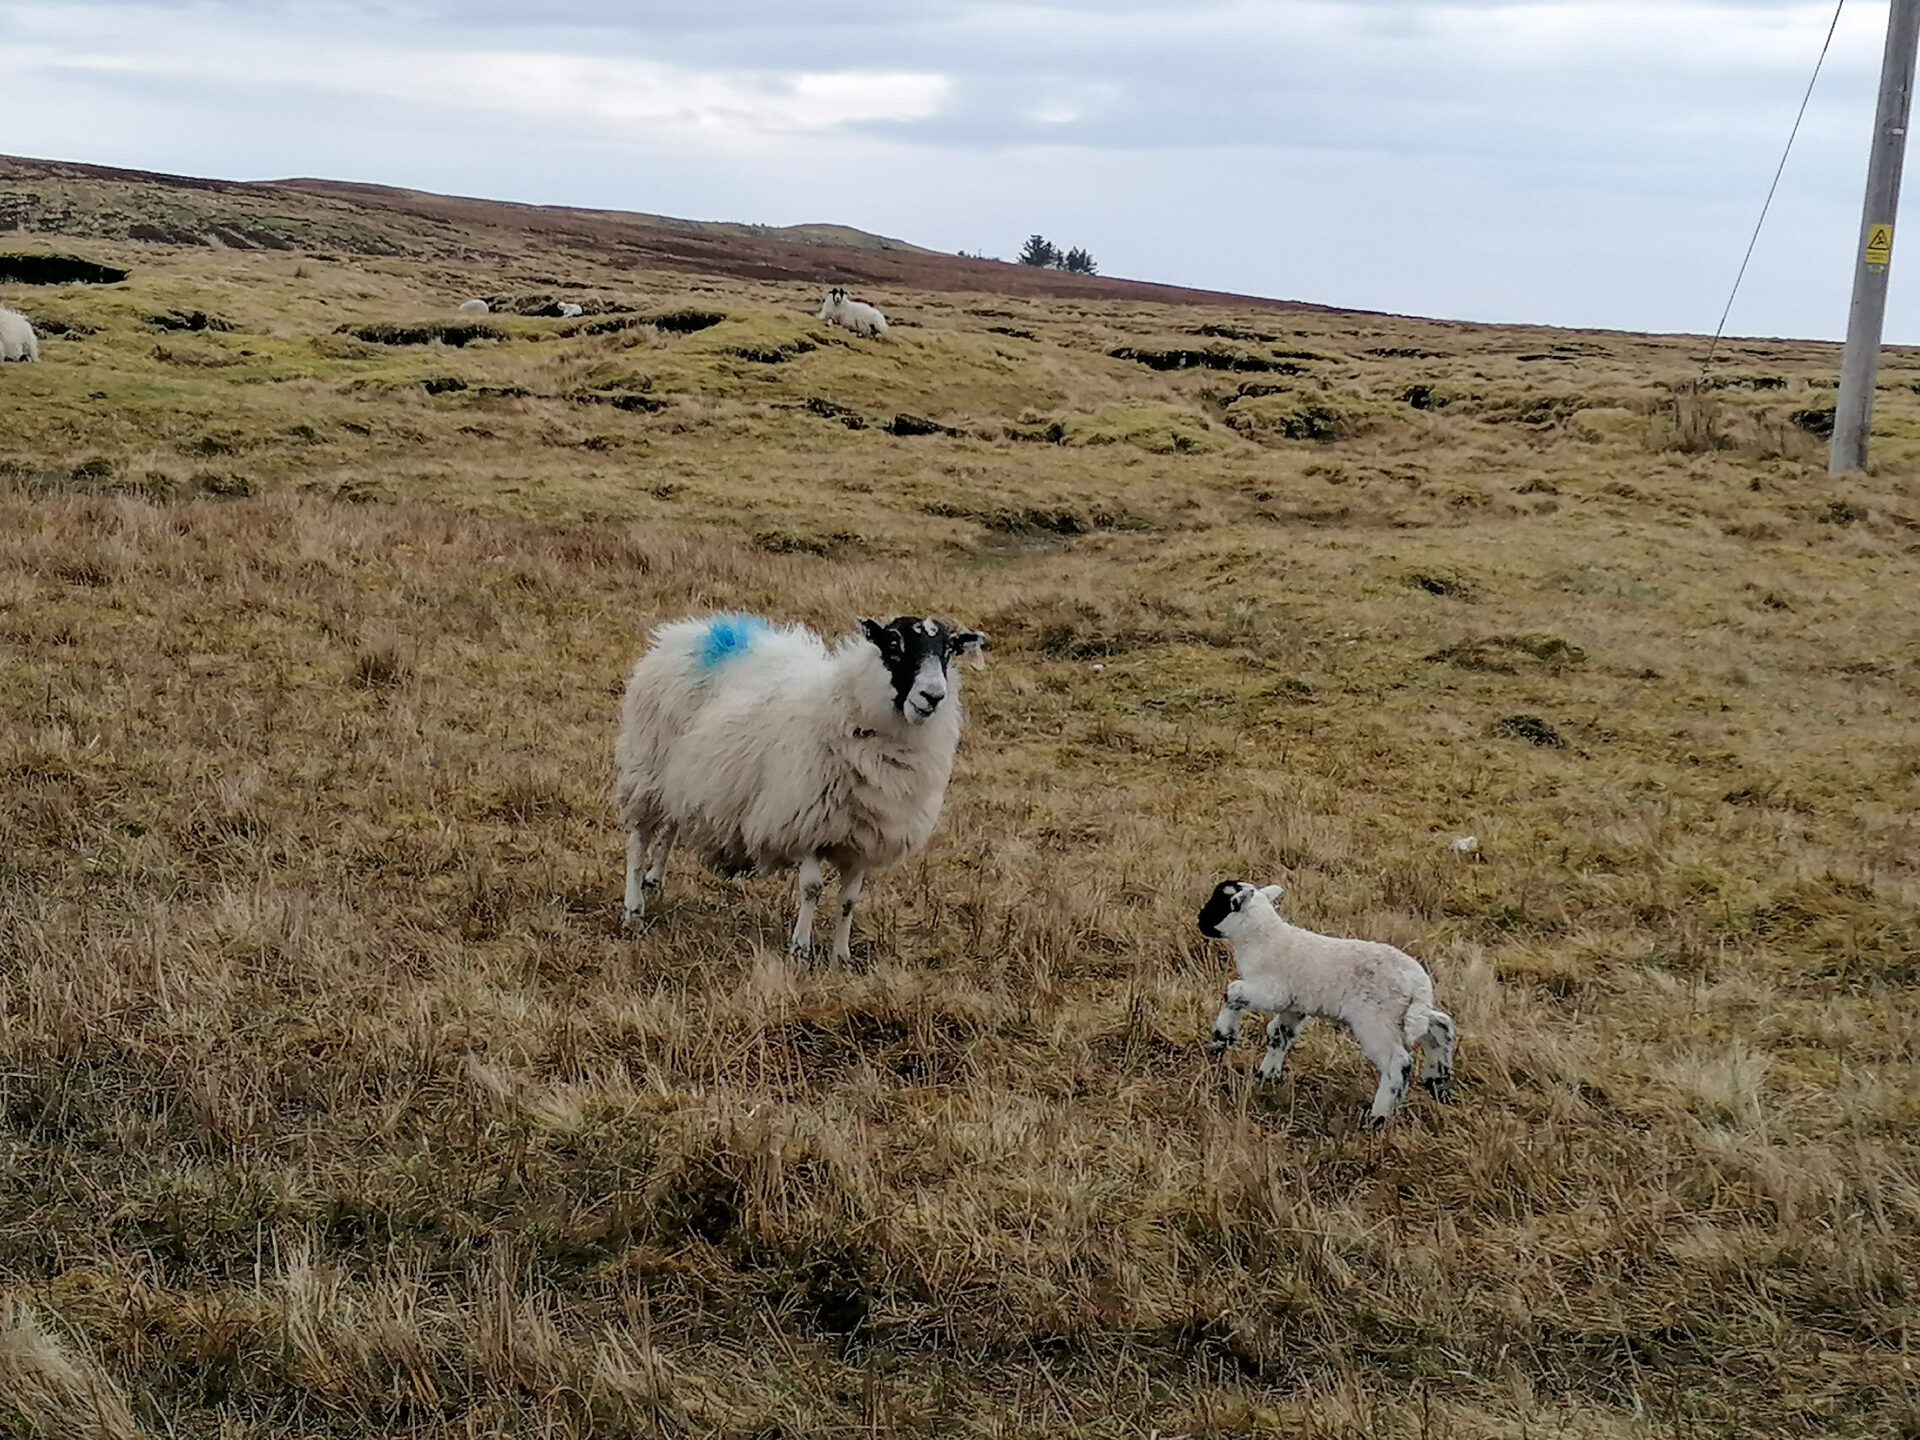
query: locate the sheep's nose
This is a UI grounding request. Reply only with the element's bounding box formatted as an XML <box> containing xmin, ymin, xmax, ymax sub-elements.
<box><xmin>911</xmin><ymin>684</ymin><xmax>946</xmax><ymax>713</ymax></box>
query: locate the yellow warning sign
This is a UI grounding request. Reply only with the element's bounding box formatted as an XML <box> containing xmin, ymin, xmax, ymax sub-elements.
<box><xmin>1866</xmin><ymin>223</ymin><xmax>1894</xmax><ymax>267</ymax></box>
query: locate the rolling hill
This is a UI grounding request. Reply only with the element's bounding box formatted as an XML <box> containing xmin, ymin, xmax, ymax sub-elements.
<box><xmin>1</xmin><ymin>154</ymin><xmax>1917</xmax><ymax>1440</ymax></box>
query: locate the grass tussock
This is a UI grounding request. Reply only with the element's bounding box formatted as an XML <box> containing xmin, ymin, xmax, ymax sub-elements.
<box><xmin>1</xmin><ymin>191</ymin><xmax>1919</xmax><ymax>1438</ymax></box>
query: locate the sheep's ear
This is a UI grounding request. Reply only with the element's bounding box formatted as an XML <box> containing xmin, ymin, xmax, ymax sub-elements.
<box><xmin>949</xmin><ymin>628</ymin><xmax>987</xmax><ymax>671</ymax></box>
<box><xmin>1257</xmin><ymin>884</ymin><xmax>1285</xmax><ymax>904</ymax></box>
<box><xmin>858</xmin><ymin>617</ymin><xmax>887</xmax><ymax>649</ymax></box>
<box><xmin>1228</xmin><ymin>882</ymin><xmax>1254</xmax><ymax>912</ymax></box>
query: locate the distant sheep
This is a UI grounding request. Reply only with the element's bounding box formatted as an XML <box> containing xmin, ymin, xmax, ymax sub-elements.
<box><xmin>614</xmin><ymin>612</ymin><xmax>985</xmax><ymax>960</ymax></box>
<box><xmin>557</xmin><ymin>302</ymin><xmax>584</xmax><ymax>318</ymax></box>
<box><xmin>1199</xmin><ymin>881</ymin><xmax>1456</xmax><ymax>1122</ymax></box>
<box><xmin>457</xmin><ymin>298</ymin><xmax>491</xmax><ymax>314</ymax></box>
<box><xmin>816</xmin><ymin>286</ymin><xmax>888</xmax><ymax>338</ymax></box>
<box><xmin>0</xmin><ymin>306</ymin><xmax>40</xmax><ymax>363</ymax></box>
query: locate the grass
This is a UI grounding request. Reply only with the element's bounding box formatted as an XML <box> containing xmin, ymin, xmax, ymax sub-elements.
<box><xmin>2</xmin><ymin>173</ymin><xmax>1920</xmax><ymax>1438</ymax></box>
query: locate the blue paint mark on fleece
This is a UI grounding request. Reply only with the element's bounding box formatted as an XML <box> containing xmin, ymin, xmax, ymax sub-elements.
<box><xmin>696</xmin><ymin>613</ymin><xmax>769</xmax><ymax>669</ymax></box>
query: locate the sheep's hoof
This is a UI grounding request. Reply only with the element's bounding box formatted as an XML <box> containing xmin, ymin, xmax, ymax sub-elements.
<box><xmin>1422</xmin><ymin>1075</ymin><xmax>1455</xmax><ymax>1103</ymax></box>
<box><xmin>1362</xmin><ymin>1110</ymin><xmax>1393</xmax><ymax>1130</ymax></box>
<box><xmin>620</xmin><ymin>906</ymin><xmax>645</xmax><ymax>931</ymax></box>
<box><xmin>1206</xmin><ymin>1034</ymin><xmax>1234</xmax><ymax>1056</ymax></box>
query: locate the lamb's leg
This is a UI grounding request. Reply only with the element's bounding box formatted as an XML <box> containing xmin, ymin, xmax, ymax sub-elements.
<box><xmin>1352</xmin><ymin>1016</ymin><xmax>1414</xmax><ymax>1123</ymax></box>
<box><xmin>1256</xmin><ymin>1010</ymin><xmax>1307</xmax><ymax>1082</ymax></box>
<box><xmin>829</xmin><ymin>867</ymin><xmax>867</xmax><ymax>964</ymax></box>
<box><xmin>1207</xmin><ymin>980</ymin><xmax>1254</xmax><ymax>1054</ymax></box>
<box><xmin>1419</xmin><ymin>1010</ymin><xmax>1457</xmax><ymax>1101</ymax></box>
<box><xmin>788</xmin><ymin>856</ymin><xmax>826</xmax><ymax>957</ymax></box>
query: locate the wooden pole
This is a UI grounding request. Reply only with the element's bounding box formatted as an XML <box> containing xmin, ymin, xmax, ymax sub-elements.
<box><xmin>1832</xmin><ymin>0</ymin><xmax>1920</xmax><ymax>473</ymax></box>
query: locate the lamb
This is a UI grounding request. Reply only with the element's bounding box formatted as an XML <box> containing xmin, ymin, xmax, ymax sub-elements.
<box><xmin>556</xmin><ymin>302</ymin><xmax>584</xmax><ymax>318</ymax></box>
<box><xmin>815</xmin><ymin>286</ymin><xmax>888</xmax><ymax>338</ymax></box>
<box><xmin>1198</xmin><ymin>880</ymin><xmax>1456</xmax><ymax>1122</ymax></box>
<box><xmin>614</xmin><ymin>612</ymin><xmax>985</xmax><ymax>961</ymax></box>
<box><xmin>0</xmin><ymin>305</ymin><xmax>39</xmax><ymax>363</ymax></box>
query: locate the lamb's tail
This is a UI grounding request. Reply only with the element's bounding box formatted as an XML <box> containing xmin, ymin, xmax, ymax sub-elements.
<box><xmin>1400</xmin><ymin>969</ymin><xmax>1440</xmax><ymax>1049</ymax></box>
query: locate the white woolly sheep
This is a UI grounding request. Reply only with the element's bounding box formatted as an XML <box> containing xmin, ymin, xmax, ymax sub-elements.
<box><xmin>457</xmin><ymin>298</ymin><xmax>490</xmax><ymax>314</ymax></box>
<box><xmin>0</xmin><ymin>305</ymin><xmax>40</xmax><ymax>363</ymax></box>
<box><xmin>815</xmin><ymin>286</ymin><xmax>888</xmax><ymax>338</ymax></box>
<box><xmin>1198</xmin><ymin>880</ymin><xmax>1456</xmax><ymax>1122</ymax></box>
<box><xmin>614</xmin><ymin>612</ymin><xmax>985</xmax><ymax>960</ymax></box>
<box><xmin>557</xmin><ymin>302</ymin><xmax>584</xmax><ymax>318</ymax></box>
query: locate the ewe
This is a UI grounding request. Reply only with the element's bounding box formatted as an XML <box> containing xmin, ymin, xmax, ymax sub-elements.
<box><xmin>1199</xmin><ymin>881</ymin><xmax>1456</xmax><ymax>1122</ymax></box>
<box><xmin>0</xmin><ymin>305</ymin><xmax>40</xmax><ymax>362</ymax></box>
<box><xmin>614</xmin><ymin>613</ymin><xmax>985</xmax><ymax>960</ymax></box>
<box><xmin>816</xmin><ymin>286</ymin><xmax>888</xmax><ymax>338</ymax></box>
<box><xmin>456</xmin><ymin>298</ymin><xmax>491</xmax><ymax>314</ymax></box>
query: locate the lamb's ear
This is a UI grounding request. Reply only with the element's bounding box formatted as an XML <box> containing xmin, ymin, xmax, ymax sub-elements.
<box><xmin>1228</xmin><ymin>882</ymin><xmax>1255</xmax><ymax>912</ymax></box>
<box><xmin>1257</xmin><ymin>884</ymin><xmax>1285</xmax><ymax>904</ymax></box>
<box><xmin>949</xmin><ymin>628</ymin><xmax>987</xmax><ymax>671</ymax></box>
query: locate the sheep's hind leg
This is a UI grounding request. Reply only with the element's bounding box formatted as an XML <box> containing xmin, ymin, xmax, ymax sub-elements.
<box><xmin>1420</xmin><ymin>1010</ymin><xmax>1457</xmax><ymax>1101</ymax></box>
<box><xmin>622</xmin><ymin>825</ymin><xmax>674</xmax><ymax>929</ymax></box>
<box><xmin>643</xmin><ymin>828</ymin><xmax>674</xmax><ymax>899</ymax></box>
<box><xmin>829</xmin><ymin>867</ymin><xmax>867</xmax><ymax>964</ymax></box>
<box><xmin>788</xmin><ymin>856</ymin><xmax>827</xmax><ymax>958</ymax></box>
<box><xmin>622</xmin><ymin>828</ymin><xmax>650</xmax><ymax>928</ymax></box>
<box><xmin>1352</xmin><ymin>1016</ymin><xmax>1414</xmax><ymax>1124</ymax></box>
<box><xmin>1256</xmin><ymin>1011</ymin><xmax>1306</xmax><ymax>1082</ymax></box>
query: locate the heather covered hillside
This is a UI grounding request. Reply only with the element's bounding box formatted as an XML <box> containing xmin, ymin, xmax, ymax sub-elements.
<box><xmin>2</xmin><ymin>156</ymin><xmax>1918</xmax><ymax>1439</ymax></box>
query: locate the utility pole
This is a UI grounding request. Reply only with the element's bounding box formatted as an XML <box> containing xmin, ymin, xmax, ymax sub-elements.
<box><xmin>1832</xmin><ymin>0</ymin><xmax>1920</xmax><ymax>473</ymax></box>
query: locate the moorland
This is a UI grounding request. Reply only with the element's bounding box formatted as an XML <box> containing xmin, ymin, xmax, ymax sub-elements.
<box><xmin>2</xmin><ymin>154</ymin><xmax>1918</xmax><ymax>1439</ymax></box>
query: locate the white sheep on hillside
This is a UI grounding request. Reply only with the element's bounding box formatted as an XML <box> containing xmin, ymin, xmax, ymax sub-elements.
<box><xmin>815</xmin><ymin>286</ymin><xmax>888</xmax><ymax>338</ymax></box>
<box><xmin>557</xmin><ymin>302</ymin><xmax>584</xmax><ymax>318</ymax></box>
<box><xmin>614</xmin><ymin>612</ymin><xmax>985</xmax><ymax>960</ymax></box>
<box><xmin>0</xmin><ymin>306</ymin><xmax>40</xmax><ymax>363</ymax></box>
<box><xmin>1198</xmin><ymin>880</ymin><xmax>1456</xmax><ymax>1122</ymax></box>
<box><xmin>457</xmin><ymin>298</ymin><xmax>491</xmax><ymax>314</ymax></box>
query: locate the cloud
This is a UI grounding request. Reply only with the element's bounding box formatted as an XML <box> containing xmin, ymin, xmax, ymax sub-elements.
<box><xmin>4</xmin><ymin>8</ymin><xmax>950</xmax><ymax>141</ymax></box>
<box><xmin>0</xmin><ymin>1</ymin><xmax>1904</xmax><ymax>338</ymax></box>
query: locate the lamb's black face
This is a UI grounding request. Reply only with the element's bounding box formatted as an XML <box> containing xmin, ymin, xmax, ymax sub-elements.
<box><xmin>859</xmin><ymin>615</ymin><xmax>986</xmax><ymax>724</ymax></box>
<box><xmin>1197</xmin><ymin>880</ymin><xmax>1254</xmax><ymax>939</ymax></box>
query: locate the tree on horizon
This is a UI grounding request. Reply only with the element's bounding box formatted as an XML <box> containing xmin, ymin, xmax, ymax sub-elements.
<box><xmin>1018</xmin><ymin>234</ymin><xmax>1059</xmax><ymax>267</ymax></box>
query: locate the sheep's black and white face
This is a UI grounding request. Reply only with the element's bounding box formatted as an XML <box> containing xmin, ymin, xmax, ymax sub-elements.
<box><xmin>1197</xmin><ymin>880</ymin><xmax>1283</xmax><ymax>939</ymax></box>
<box><xmin>858</xmin><ymin>616</ymin><xmax>986</xmax><ymax>725</ymax></box>
<box><xmin>827</xmin><ymin>287</ymin><xmax>848</xmax><ymax>305</ymax></box>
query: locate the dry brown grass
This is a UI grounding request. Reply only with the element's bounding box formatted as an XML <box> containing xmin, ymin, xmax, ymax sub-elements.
<box><xmin>2</xmin><ymin>182</ymin><xmax>1920</xmax><ymax>1438</ymax></box>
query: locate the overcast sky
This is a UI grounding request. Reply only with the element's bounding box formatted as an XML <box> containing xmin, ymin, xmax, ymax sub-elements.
<box><xmin>0</xmin><ymin>1</ymin><xmax>1908</xmax><ymax>339</ymax></box>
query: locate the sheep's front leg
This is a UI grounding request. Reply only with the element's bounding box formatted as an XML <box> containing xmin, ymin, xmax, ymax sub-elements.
<box><xmin>829</xmin><ymin>867</ymin><xmax>867</xmax><ymax>964</ymax></box>
<box><xmin>1256</xmin><ymin>1010</ymin><xmax>1306</xmax><ymax>1082</ymax></box>
<box><xmin>788</xmin><ymin>856</ymin><xmax>827</xmax><ymax>957</ymax></box>
<box><xmin>1207</xmin><ymin>980</ymin><xmax>1253</xmax><ymax>1054</ymax></box>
